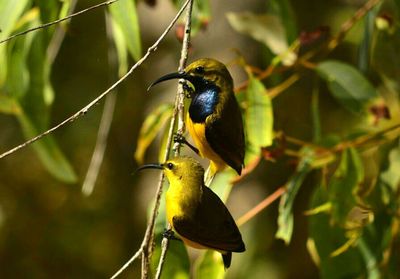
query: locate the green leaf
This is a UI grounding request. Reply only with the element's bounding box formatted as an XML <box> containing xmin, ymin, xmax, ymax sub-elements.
<box><xmin>317</xmin><ymin>60</ymin><xmax>379</xmax><ymax>114</ymax></box>
<box><xmin>381</xmin><ymin>145</ymin><xmax>400</xmax><ymax>192</ymax></box>
<box><xmin>194</xmin><ymin>250</ymin><xmax>225</xmax><ymax>279</ymax></box>
<box><xmin>245</xmin><ymin>76</ymin><xmax>273</xmax><ymax>149</ymax></box>
<box><xmin>135</xmin><ymin>104</ymin><xmax>174</xmax><ymax>164</ymax></box>
<box><xmin>308</xmin><ymin>183</ymin><xmax>364</xmax><ymax>279</ymax></box>
<box><xmin>109</xmin><ymin>13</ymin><xmax>128</xmax><ymax>77</ymax></box>
<box><xmin>358</xmin><ymin>8</ymin><xmax>378</xmax><ymax>73</ymax></box>
<box><xmin>5</xmin><ymin>18</ymin><xmax>36</xmax><ymax>100</ymax></box>
<box><xmin>328</xmin><ymin>148</ymin><xmax>364</xmax><ymax>226</ymax></box>
<box><xmin>0</xmin><ymin>94</ymin><xmax>21</xmax><ymax>115</ymax></box>
<box><xmin>276</xmin><ymin>148</ymin><xmax>314</xmax><ymax>244</ymax></box>
<box><xmin>17</xmin><ymin>112</ymin><xmax>77</xmax><ymax>183</ymax></box>
<box><xmin>267</xmin><ymin>0</ymin><xmax>297</xmax><ymax>43</ymax></box>
<box><xmin>226</xmin><ymin>12</ymin><xmax>288</xmax><ymax>55</ymax></box>
<box><xmin>109</xmin><ymin>0</ymin><xmax>142</xmax><ymax>61</ymax></box>
<box><xmin>0</xmin><ymin>0</ymin><xmax>31</xmax><ymax>85</ymax></box>
<box><xmin>357</xmin><ymin>237</ymin><xmax>381</xmax><ymax>279</ymax></box>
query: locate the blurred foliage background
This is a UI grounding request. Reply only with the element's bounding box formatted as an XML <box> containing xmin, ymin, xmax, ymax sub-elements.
<box><xmin>0</xmin><ymin>0</ymin><xmax>400</xmax><ymax>278</ymax></box>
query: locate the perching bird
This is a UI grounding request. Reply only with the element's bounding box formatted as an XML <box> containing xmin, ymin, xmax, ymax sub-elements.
<box><xmin>148</xmin><ymin>58</ymin><xmax>245</xmax><ymax>183</ymax></box>
<box><xmin>137</xmin><ymin>156</ymin><xmax>245</xmax><ymax>268</ymax></box>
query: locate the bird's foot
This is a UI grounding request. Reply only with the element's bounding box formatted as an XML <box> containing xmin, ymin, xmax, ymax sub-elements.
<box><xmin>162</xmin><ymin>229</ymin><xmax>181</xmax><ymax>241</ymax></box>
<box><xmin>173</xmin><ymin>133</ymin><xmax>199</xmax><ymax>154</ymax></box>
<box><xmin>173</xmin><ymin>133</ymin><xmax>186</xmax><ymax>144</ymax></box>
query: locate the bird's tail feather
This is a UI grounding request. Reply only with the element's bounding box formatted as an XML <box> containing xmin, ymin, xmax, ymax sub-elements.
<box><xmin>222</xmin><ymin>252</ymin><xmax>232</xmax><ymax>269</ymax></box>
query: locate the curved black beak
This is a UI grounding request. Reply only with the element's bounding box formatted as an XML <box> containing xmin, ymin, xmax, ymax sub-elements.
<box><xmin>147</xmin><ymin>71</ymin><xmax>189</xmax><ymax>91</ymax></box>
<box><xmin>135</xmin><ymin>163</ymin><xmax>164</xmax><ymax>173</ymax></box>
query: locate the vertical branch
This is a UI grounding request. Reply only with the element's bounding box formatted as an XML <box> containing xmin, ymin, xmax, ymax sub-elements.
<box><xmin>141</xmin><ymin>1</ymin><xmax>194</xmax><ymax>277</ymax></box>
<box><xmin>154</xmin><ymin>1</ymin><xmax>194</xmax><ymax>277</ymax></box>
<box><xmin>108</xmin><ymin>1</ymin><xmax>192</xmax><ymax>277</ymax></box>
<box><xmin>82</xmin><ymin>11</ymin><xmax>118</xmax><ymax>196</ymax></box>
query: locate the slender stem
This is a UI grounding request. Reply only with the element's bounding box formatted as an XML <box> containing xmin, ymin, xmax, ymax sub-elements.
<box><xmin>109</xmin><ymin>1</ymin><xmax>192</xmax><ymax>278</ymax></box>
<box><xmin>236</xmin><ymin>186</ymin><xmax>287</xmax><ymax>227</ymax></box>
<box><xmin>110</xmin><ymin>247</ymin><xmax>143</xmax><ymax>279</ymax></box>
<box><xmin>328</xmin><ymin>0</ymin><xmax>382</xmax><ymax>51</ymax></box>
<box><xmin>268</xmin><ymin>74</ymin><xmax>300</xmax><ymax>99</ymax></box>
<box><xmin>0</xmin><ymin>0</ymin><xmax>118</xmax><ymax>45</ymax></box>
<box><xmin>154</xmin><ymin>1</ymin><xmax>194</xmax><ymax>278</ymax></box>
<box><xmin>0</xmin><ymin>0</ymin><xmax>191</xmax><ymax>160</ymax></box>
<box><xmin>82</xmin><ymin>11</ymin><xmax>118</xmax><ymax>196</ymax></box>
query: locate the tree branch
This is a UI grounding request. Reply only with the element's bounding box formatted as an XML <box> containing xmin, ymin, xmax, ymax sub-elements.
<box><xmin>0</xmin><ymin>0</ymin><xmax>191</xmax><ymax>160</ymax></box>
<box><xmin>108</xmin><ymin>1</ymin><xmax>192</xmax><ymax>278</ymax></box>
<box><xmin>0</xmin><ymin>0</ymin><xmax>118</xmax><ymax>45</ymax></box>
<box><xmin>154</xmin><ymin>1</ymin><xmax>194</xmax><ymax>277</ymax></box>
<box><xmin>236</xmin><ymin>186</ymin><xmax>287</xmax><ymax>227</ymax></box>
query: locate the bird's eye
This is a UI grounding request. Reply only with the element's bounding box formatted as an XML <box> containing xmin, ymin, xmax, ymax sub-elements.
<box><xmin>166</xmin><ymin>162</ymin><xmax>174</xmax><ymax>170</ymax></box>
<box><xmin>195</xmin><ymin>66</ymin><xmax>205</xmax><ymax>74</ymax></box>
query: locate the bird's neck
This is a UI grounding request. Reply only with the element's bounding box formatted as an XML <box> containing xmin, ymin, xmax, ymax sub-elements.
<box><xmin>189</xmin><ymin>83</ymin><xmax>220</xmax><ymax>123</ymax></box>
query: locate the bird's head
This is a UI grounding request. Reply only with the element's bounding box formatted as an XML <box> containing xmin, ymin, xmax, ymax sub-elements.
<box><xmin>147</xmin><ymin>58</ymin><xmax>233</xmax><ymax>95</ymax></box>
<box><xmin>137</xmin><ymin>156</ymin><xmax>204</xmax><ymax>185</ymax></box>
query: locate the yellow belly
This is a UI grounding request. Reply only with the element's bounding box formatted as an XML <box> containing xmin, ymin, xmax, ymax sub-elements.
<box><xmin>166</xmin><ymin>191</ymin><xmax>208</xmax><ymax>249</ymax></box>
<box><xmin>186</xmin><ymin>114</ymin><xmax>226</xmax><ymax>173</ymax></box>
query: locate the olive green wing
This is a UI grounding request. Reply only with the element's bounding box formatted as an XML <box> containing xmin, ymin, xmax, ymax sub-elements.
<box><xmin>172</xmin><ymin>186</ymin><xmax>245</xmax><ymax>252</ymax></box>
<box><xmin>205</xmin><ymin>92</ymin><xmax>245</xmax><ymax>174</ymax></box>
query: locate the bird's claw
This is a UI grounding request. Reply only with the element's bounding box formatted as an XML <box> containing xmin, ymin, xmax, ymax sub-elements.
<box><xmin>162</xmin><ymin>229</ymin><xmax>181</xmax><ymax>241</ymax></box>
<box><xmin>173</xmin><ymin>133</ymin><xmax>186</xmax><ymax>144</ymax></box>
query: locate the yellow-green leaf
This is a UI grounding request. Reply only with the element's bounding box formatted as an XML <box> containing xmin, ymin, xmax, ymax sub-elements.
<box><xmin>0</xmin><ymin>95</ymin><xmax>21</xmax><ymax>115</ymax></box>
<box><xmin>328</xmin><ymin>148</ymin><xmax>364</xmax><ymax>226</ymax></box>
<box><xmin>109</xmin><ymin>13</ymin><xmax>128</xmax><ymax>77</ymax></box>
<box><xmin>135</xmin><ymin>104</ymin><xmax>173</xmax><ymax>164</ymax></box>
<box><xmin>245</xmin><ymin>77</ymin><xmax>273</xmax><ymax>149</ymax></box>
<box><xmin>381</xmin><ymin>145</ymin><xmax>400</xmax><ymax>192</ymax></box>
<box><xmin>0</xmin><ymin>0</ymin><xmax>31</xmax><ymax>85</ymax></box>
<box><xmin>194</xmin><ymin>250</ymin><xmax>225</xmax><ymax>279</ymax></box>
<box><xmin>276</xmin><ymin>147</ymin><xmax>314</xmax><ymax>244</ymax></box>
<box><xmin>227</xmin><ymin>12</ymin><xmax>288</xmax><ymax>55</ymax></box>
<box><xmin>109</xmin><ymin>0</ymin><xmax>141</xmax><ymax>61</ymax></box>
<box><xmin>317</xmin><ymin>60</ymin><xmax>379</xmax><ymax>114</ymax></box>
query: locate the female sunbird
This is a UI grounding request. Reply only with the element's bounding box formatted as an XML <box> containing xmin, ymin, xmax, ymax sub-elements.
<box><xmin>148</xmin><ymin>58</ymin><xmax>245</xmax><ymax>182</ymax></box>
<box><xmin>138</xmin><ymin>156</ymin><xmax>245</xmax><ymax>268</ymax></box>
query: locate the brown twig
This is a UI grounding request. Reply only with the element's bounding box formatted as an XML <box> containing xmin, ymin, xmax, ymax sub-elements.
<box><xmin>0</xmin><ymin>0</ymin><xmax>118</xmax><ymax>45</ymax></box>
<box><xmin>237</xmin><ymin>186</ymin><xmax>287</xmax><ymax>227</ymax></box>
<box><xmin>268</xmin><ymin>74</ymin><xmax>300</xmax><ymax>99</ymax></box>
<box><xmin>0</xmin><ymin>0</ymin><xmax>190</xmax><ymax>161</ymax></box>
<box><xmin>328</xmin><ymin>0</ymin><xmax>382</xmax><ymax>51</ymax></box>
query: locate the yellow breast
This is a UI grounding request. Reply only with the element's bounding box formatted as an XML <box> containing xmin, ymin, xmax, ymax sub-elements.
<box><xmin>186</xmin><ymin>113</ymin><xmax>226</xmax><ymax>173</ymax></box>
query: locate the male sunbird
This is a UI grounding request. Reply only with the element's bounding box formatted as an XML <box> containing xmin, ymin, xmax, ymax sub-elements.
<box><xmin>148</xmin><ymin>58</ymin><xmax>245</xmax><ymax>182</ymax></box>
<box><xmin>138</xmin><ymin>156</ymin><xmax>245</xmax><ymax>268</ymax></box>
